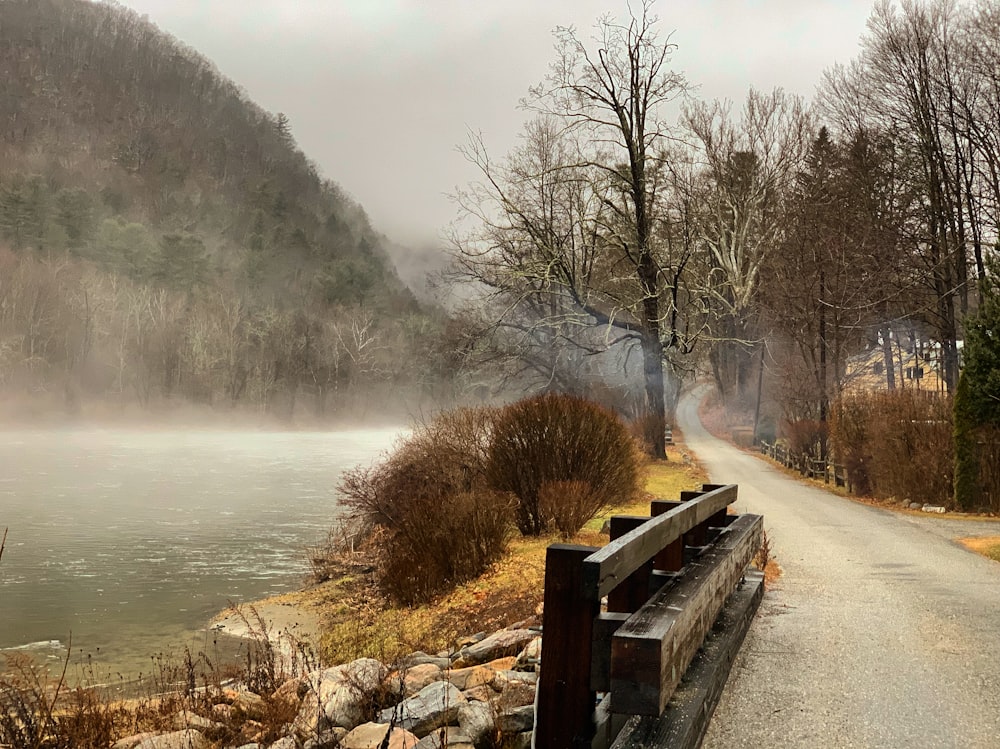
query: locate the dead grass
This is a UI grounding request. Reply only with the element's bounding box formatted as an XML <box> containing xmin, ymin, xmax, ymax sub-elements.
<box><xmin>958</xmin><ymin>536</ymin><xmax>1000</xmax><ymax>563</ymax></box>
<box><xmin>309</xmin><ymin>447</ymin><xmax>709</xmax><ymax>665</ymax></box>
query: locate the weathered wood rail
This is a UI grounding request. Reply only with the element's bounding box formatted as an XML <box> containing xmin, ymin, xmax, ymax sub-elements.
<box><xmin>759</xmin><ymin>441</ymin><xmax>849</xmax><ymax>489</ymax></box>
<box><xmin>535</xmin><ymin>484</ymin><xmax>764</xmax><ymax>749</ymax></box>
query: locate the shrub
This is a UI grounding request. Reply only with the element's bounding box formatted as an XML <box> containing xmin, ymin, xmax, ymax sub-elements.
<box><xmin>831</xmin><ymin>390</ymin><xmax>953</xmax><ymax>505</ymax></box>
<box><xmin>338</xmin><ymin>408</ymin><xmax>515</xmax><ymax>605</ymax></box>
<box><xmin>781</xmin><ymin>419</ymin><xmax>827</xmax><ymax>460</ymax></box>
<box><xmin>830</xmin><ymin>392</ymin><xmax>874</xmax><ymax>495</ymax></box>
<box><xmin>487</xmin><ymin>393</ymin><xmax>644</xmax><ymax>536</ymax></box>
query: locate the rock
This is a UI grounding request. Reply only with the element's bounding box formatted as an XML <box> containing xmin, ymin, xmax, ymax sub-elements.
<box><xmin>269</xmin><ymin>738</ymin><xmax>298</xmax><ymax>749</ymax></box>
<box><xmin>378</xmin><ymin>681</ymin><xmax>467</xmax><ymax>737</ymax></box>
<box><xmin>452</xmin><ymin>630</ymin><xmax>537</xmax><ymax>668</ymax></box>
<box><xmin>211</xmin><ymin>702</ymin><xmax>235</xmax><ymax>721</ymax></box>
<box><xmin>276</xmin><ymin>675</ymin><xmax>308</xmax><ymax>703</ymax></box>
<box><xmin>170</xmin><ymin>710</ymin><xmax>223</xmax><ymax>732</ymax></box>
<box><xmin>293</xmin><ymin>692</ymin><xmax>330</xmax><ymax>738</ymax></box>
<box><xmin>294</xmin><ymin>657</ymin><xmax>388</xmax><ymax>734</ymax></box>
<box><xmin>454</xmin><ymin>632</ymin><xmax>487</xmax><ymax>648</ymax></box>
<box><xmin>303</xmin><ymin>727</ymin><xmax>347</xmax><ymax>749</ymax></box>
<box><xmin>112</xmin><ymin>733</ymin><xmax>160</xmax><ymax>749</ymax></box>
<box><xmin>446</xmin><ymin>665</ymin><xmax>494</xmax><ymax>691</ymax></box>
<box><xmin>484</xmin><ymin>656</ymin><xmax>517</xmax><ymax>671</ymax></box>
<box><xmin>461</xmin><ymin>685</ymin><xmax>496</xmax><ymax>702</ymax></box>
<box><xmin>129</xmin><ymin>730</ymin><xmax>211</xmax><ymax>749</ymax></box>
<box><xmin>232</xmin><ymin>744</ymin><xmax>263</xmax><ymax>749</ymax></box>
<box><xmin>495</xmin><ymin>681</ymin><xmax>535</xmax><ymax>710</ymax></box>
<box><xmin>413</xmin><ymin>727</ymin><xmax>475</xmax><ymax>749</ymax></box>
<box><xmin>496</xmin><ymin>705</ymin><xmax>534</xmax><ymax>734</ymax></box>
<box><xmin>341</xmin><ymin>722</ymin><xmax>419</xmax><ymax>749</ymax></box>
<box><xmin>509</xmin><ymin>731</ymin><xmax>533</xmax><ymax>749</ymax></box>
<box><xmin>226</xmin><ymin>688</ymin><xmax>267</xmax><ymax>718</ymax></box>
<box><xmin>399</xmin><ymin>652</ymin><xmax>452</xmax><ymax>670</ymax></box>
<box><xmin>909</xmin><ymin>502</ymin><xmax>922</xmax><ymax>509</ymax></box>
<box><xmin>403</xmin><ymin>663</ymin><xmax>443</xmax><ymax>694</ymax></box>
<box><xmin>514</xmin><ymin>637</ymin><xmax>541</xmax><ymax>671</ymax></box>
<box><xmin>457</xmin><ymin>701</ymin><xmax>496</xmax><ymax>746</ymax></box>
<box><xmin>922</xmin><ymin>504</ymin><xmax>947</xmax><ymax>513</ymax></box>
<box><xmin>494</xmin><ymin>670</ymin><xmax>537</xmax><ymax>690</ymax></box>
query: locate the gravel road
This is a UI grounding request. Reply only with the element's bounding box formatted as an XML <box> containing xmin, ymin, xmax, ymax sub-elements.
<box><xmin>674</xmin><ymin>391</ymin><xmax>1000</xmax><ymax>748</ymax></box>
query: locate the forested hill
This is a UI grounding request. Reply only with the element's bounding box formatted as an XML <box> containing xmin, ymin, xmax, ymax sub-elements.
<box><xmin>0</xmin><ymin>0</ymin><xmax>456</xmax><ymax>420</ymax></box>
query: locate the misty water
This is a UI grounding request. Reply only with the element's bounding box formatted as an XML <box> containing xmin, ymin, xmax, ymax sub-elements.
<box><xmin>0</xmin><ymin>427</ymin><xmax>401</xmax><ymax>682</ymax></box>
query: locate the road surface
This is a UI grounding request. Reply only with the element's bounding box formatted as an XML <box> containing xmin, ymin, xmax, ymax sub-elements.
<box><xmin>673</xmin><ymin>391</ymin><xmax>1000</xmax><ymax>748</ymax></box>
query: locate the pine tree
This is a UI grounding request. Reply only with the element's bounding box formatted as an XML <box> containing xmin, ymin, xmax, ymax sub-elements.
<box><xmin>954</xmin><ymin>261</ymin><xmax>1000</xmax><ymax>509</ymax></box>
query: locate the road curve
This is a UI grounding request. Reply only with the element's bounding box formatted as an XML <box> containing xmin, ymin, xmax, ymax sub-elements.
<box><xmin>674</xmin><ymin>390</ymin><xmax>1000</xmax><ymax>748</ymax></box>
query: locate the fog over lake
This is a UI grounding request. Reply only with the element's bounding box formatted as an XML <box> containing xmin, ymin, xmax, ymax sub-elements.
<box><xmin>0</xmin><ymin>427</ymin><xmax>401</xmax><ymax>680</ymax></box>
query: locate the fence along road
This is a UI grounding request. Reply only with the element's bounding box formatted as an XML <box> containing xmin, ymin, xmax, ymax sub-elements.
<box><xmin>675</xmin><ymin>388</ymin><xmax>1000</xmax><ymax>748</ymax></box>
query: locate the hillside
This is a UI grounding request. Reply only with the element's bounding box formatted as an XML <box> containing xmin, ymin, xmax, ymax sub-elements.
<box><xmin>0</xmin><ymin>0</ymin><xmax>456</xmax><ymax>420</ymax></box>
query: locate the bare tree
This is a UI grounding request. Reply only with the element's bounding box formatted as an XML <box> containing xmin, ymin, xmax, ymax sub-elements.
<box><xmin>683</xmin><ymin>88</ymin><xmax>812</xmax><ymax>404</ymax></box>
<box><xmin>451</xmin><ymin>3</ymin><xmax>688</xmax><ymax>457</ymax></box>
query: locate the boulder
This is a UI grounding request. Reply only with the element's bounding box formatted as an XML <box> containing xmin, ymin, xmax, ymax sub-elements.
<box><xmin>457</xmin><ymin>701</ymin><xmax>496</xmax><ymax>746</ymax></box>
<box><xmin>445</xmin><ymin>665</ymin><xmax>494</xmax><ymax>691</ymax></box>
<box><xmin>403</xmin><ymin>663</ymin><xmax>443</xmax><ymax>694</ymax></box>
<box><xmin>112</xmin><ymin>733</ymin><xmax>160</xmax><ymax>749</ymax></box>
<box><xmin>413</xmin><ymin>726</ymin><xmax>475</xmax><ymax>749</ymax></box>
<box><xmin>303</xmin><ymin>727</ymin><xmax>347</xmax><ymax>749</ymax></box>
<box><xmin>269</xmin><ymin>738</ymin><xmax>298</xmax><ymax>749</ymax></box>
<box><xmin>452</xmin><ymin>630</ymin><xmax>537</xmax><ymax>668</ymax></box>
<box><xmin>130</xmin><ymin>730</ymin><xmax>211</xmax><ymax>749</ymax></box>
<box><xmin>378</xmin><ymin>681</ymin><xmax>467</xmax><ymax>737</ymax></box>
<box><xmin>342</xmin><ymin>722</ymin><xmax>419</xmax><ymax>749</ymax></box>
<box><xmin>496</xmin><ymin>705</ymin><xmax>534</xmax><ymax>734</ymax></box>
<box><xmin>461</xmin><ymin>685</ymin><xmax>496</xmax><ymax>703</ymax></box>
<box><xmin>399</xmin><ymin>652</ymin><xmax>452</xmax><ymax>670</ymax></box>
<box><xmin>170</xmin><ymin>710</ymin><xmax>222</xmax><ymax>732</ymax></box>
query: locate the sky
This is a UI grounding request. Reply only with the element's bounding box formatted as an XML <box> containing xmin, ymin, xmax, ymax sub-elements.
<box><xmin>114</xmin><ymin>0</ymin><xmax>878</xmax><ymax>251</ymax></box>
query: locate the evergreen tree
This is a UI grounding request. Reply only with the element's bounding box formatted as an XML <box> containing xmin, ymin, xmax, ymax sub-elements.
<box><xmin>954</xmin><ymin>262</ymin><xmax>1000</xmax><ymax>509</ymax></box>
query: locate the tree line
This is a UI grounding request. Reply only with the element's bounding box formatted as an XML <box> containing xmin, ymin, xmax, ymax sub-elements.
<box><xmin>0</xmin><ymin>0</ymin><xmax>469</xmax><ymax>419</ymax></box>
<box><xmin>449</xmin><ymin>0</ymin><xmax>1000</xmax><ymax>460</ymax></box>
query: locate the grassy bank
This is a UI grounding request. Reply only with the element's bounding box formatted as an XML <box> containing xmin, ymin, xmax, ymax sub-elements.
<box><xmin>258</xmin><ymin>445</ymin><xmax>708</xmax><ymax>666</ymax></box>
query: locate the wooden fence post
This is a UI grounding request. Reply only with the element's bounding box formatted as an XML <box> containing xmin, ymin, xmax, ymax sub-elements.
<box><xmin>607</xmin><ymin>516</ymin><xmax>653</xmax><ymax>613</ymax></box>
<box><xmin>536</xmin><ymin>544</ymin><xmax>600</xmax><ymax>749</ymax></box>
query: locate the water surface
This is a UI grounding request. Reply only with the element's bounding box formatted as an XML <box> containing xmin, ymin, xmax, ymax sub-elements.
<box><xmin>0</xmin><ymin>427</ymin><xmax>400</xmax><ymax>680</ymax></box>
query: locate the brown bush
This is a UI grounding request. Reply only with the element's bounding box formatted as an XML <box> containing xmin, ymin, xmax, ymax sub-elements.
<box><xmin>487</xmin><ymin>393</ymin><xmax>645</xmax><ymax>536</ymax></box>
<box><xmin>830</xmin><ymin>392</ymin><xmax>874</xmax><ymax>495</ymax></box>
<box><xmin>338</xmin><ymin>407</ymin><xmax>515</xmax><ymax>604</ymax></box>
<box><xmin>831</xmin><ymin>390</ymin><xmax>953</xmax><ymax>505</ymax></box>
<box><xmin>538</xmin><ymin>480</ymin><xmax>601</xmax><ymax>540</ymax></box>
<box><xmin>781</xmin><ymin>419</ymin><xmax>827</xmax><ymax>460</ymax></box>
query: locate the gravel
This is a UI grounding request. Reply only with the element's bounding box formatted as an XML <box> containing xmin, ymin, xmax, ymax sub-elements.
<box><xmin>675</xmin><ymin>390</ymin><xmax>1000</xmax><ymax>748</ymax></box>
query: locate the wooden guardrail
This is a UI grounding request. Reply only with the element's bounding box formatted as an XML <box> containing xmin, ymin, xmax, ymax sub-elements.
<box><xmin>759</xmin><ymin>441</ymin><xmax>849</xmax><ymax>488</ymax></box>
<box><xmin>535</xmin><ymin>484</ymin><xmax>764</xmax><ymax>749</ymax></box>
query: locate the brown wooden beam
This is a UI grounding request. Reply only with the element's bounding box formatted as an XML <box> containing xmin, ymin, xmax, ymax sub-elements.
<box><xmin>609</xmin><ymin>514</ymin><xmax>763</xmax><ymax>716</ymax></box>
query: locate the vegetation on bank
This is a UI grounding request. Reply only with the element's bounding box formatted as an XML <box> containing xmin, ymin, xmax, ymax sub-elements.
<box><xmin>335</xmin><ymin>394</ymin><xmax>645</xmax><ymax>605</ymax></box>
<box><xmin>314</xmin><ymin>443</ymin><xmax>704</xmax><ymax>666</ymax></box>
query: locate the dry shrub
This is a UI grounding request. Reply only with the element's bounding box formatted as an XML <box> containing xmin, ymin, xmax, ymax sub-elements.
<box><xmin>538</xmin><ymin>480</ymin><xmax>600</xmax><ymax>539</ymax></box>
<box><xmin>830</xmin><ymin>392</ymin><xmax>874</xmax><ymax>494</ymax></box>
<box><xmin>487</xmin><ymin>393</ymin><xmax>644</xmax><ymax>536</ymax></box>
<box><xmin>831</xmin><ymin>390</ymin><xmax>953</xmax><ymax>505</ymax></box>
<box><xmin>781</xmin><ymin>419</ymin><xmax>827</xmax><ymax>460</ymax></box>
<box><xmin>339</xmin><ymin>408</ymin><xmax>515</xmax><ymax>605</ymax></box>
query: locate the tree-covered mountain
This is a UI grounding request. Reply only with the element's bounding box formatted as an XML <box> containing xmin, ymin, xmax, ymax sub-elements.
<box><xmin>0</xmin><ymin>0</ymin><xmax>457</xmax><ymax>419</ymax></box>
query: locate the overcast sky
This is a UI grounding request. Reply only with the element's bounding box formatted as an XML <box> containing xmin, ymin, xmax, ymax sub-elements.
<box><xmin>115</xmin><ymin>0</ymin><xmax>877</xmax><ymax>249</ymax></box>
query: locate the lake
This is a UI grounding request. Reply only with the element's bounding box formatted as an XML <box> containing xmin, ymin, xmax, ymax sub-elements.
<box><xmin>0</xmin><ymin>427</ymin><xmax>402</xmax><ymax>682</ymax></box>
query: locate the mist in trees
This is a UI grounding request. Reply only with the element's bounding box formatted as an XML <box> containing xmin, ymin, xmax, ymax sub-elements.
<box><xmin>0</xmin><ymin>0</ymin><xmax>468</xmax><ymax>421</ymax></box>
<box><xmin>450</xmin><ymin>0</ymin><xmax>999</xmax><ymax>452</ymax></box>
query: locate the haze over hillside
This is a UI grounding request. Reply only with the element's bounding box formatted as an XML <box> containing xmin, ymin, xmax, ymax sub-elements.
<box><xmin>0</xmin><ymin>0</ymin><xmax>460</xmax><ymax>421</ymax></box>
